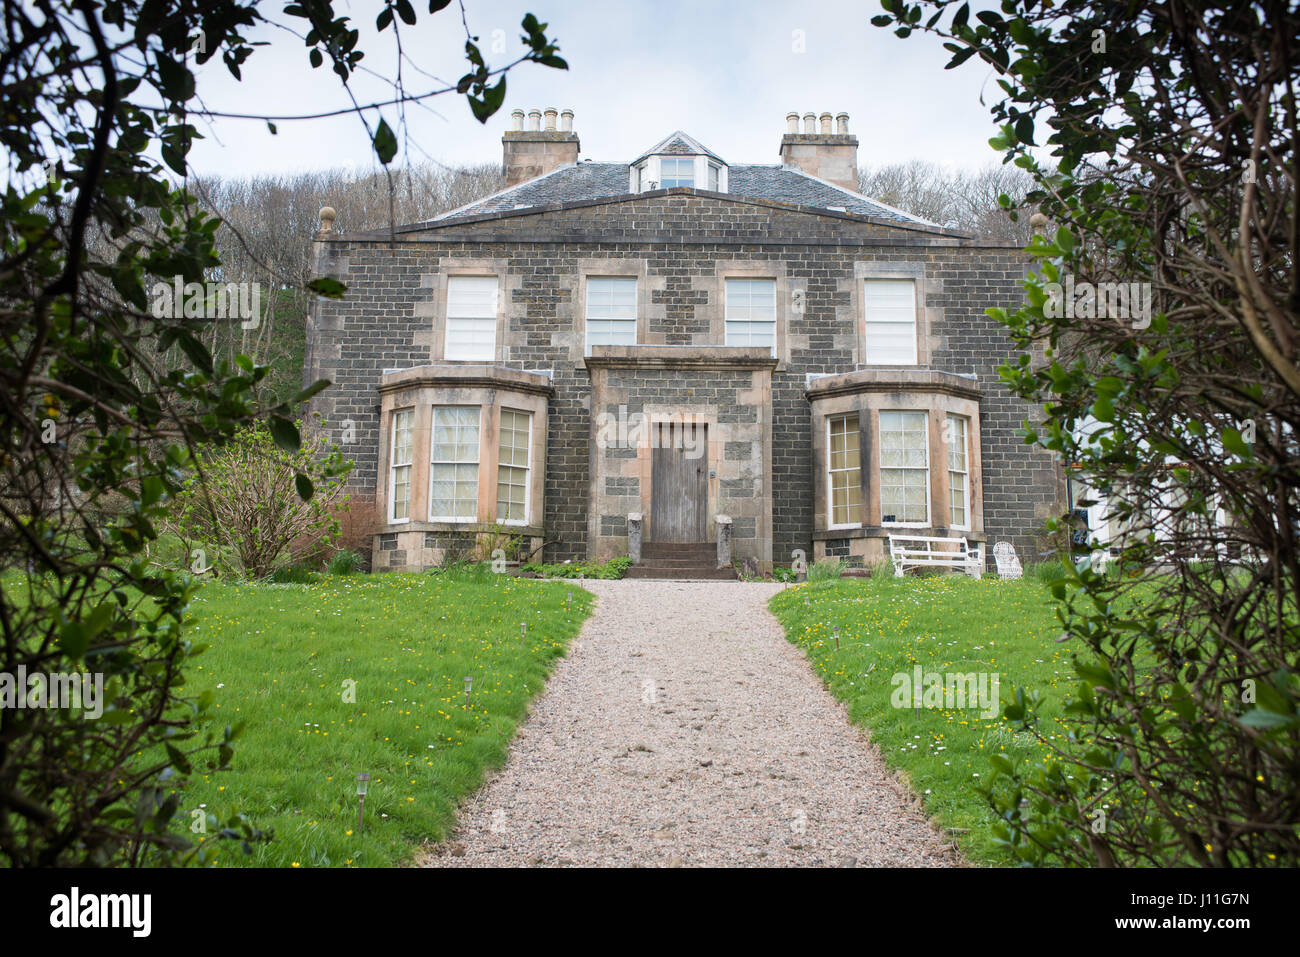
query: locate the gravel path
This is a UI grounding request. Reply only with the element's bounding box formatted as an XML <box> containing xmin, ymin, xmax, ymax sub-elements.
<box><xmin>422</xmin><ymin>580</ymin><xmax>960</xmax><ymax>868</ymax></box>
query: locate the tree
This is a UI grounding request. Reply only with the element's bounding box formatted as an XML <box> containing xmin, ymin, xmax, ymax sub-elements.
<box><xmin>858</xmin><ymin>160</ymin><xmax>1038</xmax><ymax>240</ymax></box>
<box><xmin>875</xmin><ymin>0</ymin><xmax>1299</xmax><ymax>866</ymax></box>
<box><xmin>190</xmin><ymin>162</ymin><xmax>506</xmax><ymax>405</ymax></box>
<box><xmin>0</xmin><ymin>0</ymin><xmax>565</xmax><ymax>866</ymax></box>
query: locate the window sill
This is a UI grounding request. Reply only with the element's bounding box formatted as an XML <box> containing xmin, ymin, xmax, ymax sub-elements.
<box><xmin>812</xmin><ymin>526</ymin><xmax>985</xmax><ymax>542</ymax></box>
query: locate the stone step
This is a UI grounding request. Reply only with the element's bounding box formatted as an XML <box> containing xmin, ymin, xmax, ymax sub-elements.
<box><xmin>625</xmin><ymin>565</ymin><xmax>738</xmax><ymax>581</ymax></box>
<box><xmin>635</xmin><ymin>555</ymin><xmax>723</xmax><ymax>567</ymax></box>
<box><xmin>641</xmin><ymin>542</ymin><xmax>715</xmax><ymax>559</ymax></box>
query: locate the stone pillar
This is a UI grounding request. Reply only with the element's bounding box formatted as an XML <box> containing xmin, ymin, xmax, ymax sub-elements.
<box><xmin>715</xmin><ymin>515</ymin><xmax>733</xmax><ymax>568</ymax></box>
<box><xmin>628</xmin><ymin>513</ymin><xmax>643</xmax><ymax>564</ymax></box>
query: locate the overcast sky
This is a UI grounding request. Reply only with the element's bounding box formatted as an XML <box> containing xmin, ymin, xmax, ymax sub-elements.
<box><xmin>188</xmin><ymin>0</ymin><xmax>1007</xmax><ymax>180</ymax></box>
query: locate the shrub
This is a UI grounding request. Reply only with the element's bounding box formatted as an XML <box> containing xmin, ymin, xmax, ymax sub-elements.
<box><xmin>867</xmin><ymin>559</ymin><xmax>896</xmax><ymax>580</ymax></box>
<box><xmin>170</xmin><ymin>421</ymin><xmax>351</xmax><ymax>580</ymax></box>
<box><xmin>807</xmin><ymin>559</ymin><xmax>845</xmax><ymax>583</ymax></box>
<box><xmin>327</xmin><ymin>549</ymin><xmax>364</xmax><ymax>575</ymax></box>
<box><xmin>520</xmin><ymin>557</ymin><xmax>632</xmax><ymax>579</ymax></box>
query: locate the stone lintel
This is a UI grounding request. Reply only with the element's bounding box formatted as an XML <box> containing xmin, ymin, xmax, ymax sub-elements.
<box><xmin>805</xmin><ymin>368</ymin><xmax>983</xmax><ymax>402</ymax></box>
<box><xmin>378</xmin><ymin>363</ymin><xmax>555</xmax><ymax>398</ymax></box>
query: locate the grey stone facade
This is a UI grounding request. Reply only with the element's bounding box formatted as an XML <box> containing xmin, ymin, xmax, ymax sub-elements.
<box><xmin>305</xmin><ymin>165</ymin><xmax>1063</xmax><ymax>572</ymax></box>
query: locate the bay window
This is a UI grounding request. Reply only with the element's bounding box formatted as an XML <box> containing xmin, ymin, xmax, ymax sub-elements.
<box><xmin>497</xmin><ymin>409</ymin><xmax>531</xmax><ymax>524</ymax></box>
<box><xmin>948</xmin><ymin>414</ymin><xmax>969</xmax><ymax>529</ymax></box>
<box><xmin>880</xmin><ymin>410</ymin><xmax>929</xmax><ymax>524</ymax></box>
<box><xmin>430</xmin><ymin>407</ymin><xmax>480</xmax><ymax>521</ymax></box>
<box><xmin>389</xmin><ymin>408</ymin><xmax>414</xmax><ymax>523</ymax></box>
<box><xmin>828</xmin><ymin>414</ymin><xmax>862</xmax><ymax>527</ymax></box>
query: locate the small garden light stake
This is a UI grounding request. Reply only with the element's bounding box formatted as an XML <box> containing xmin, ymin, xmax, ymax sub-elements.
<box><xmin>356</xmin><ymin>772</ymin><xmax>370</xmax><ymax>831</ymax></box>
<box><xmin>464</xmin><ymin>675</ymin><xmax>473</xmax><ymax>706</ymax></box>
<box><xmin>833</xmin><ymin>625</ymin><xmax>840</xmax><ymax>650</ymax></box>
<box><xmin>520</xmin><ymin>621</ymin><xmax>527</xmax><ymax>648</ymax></box>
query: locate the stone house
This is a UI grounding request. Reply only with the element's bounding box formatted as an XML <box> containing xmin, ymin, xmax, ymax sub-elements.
<box><xmin>304</xmin><ymin>108</ymin><xmax>1064</xmax><ymax>574</ymax></box>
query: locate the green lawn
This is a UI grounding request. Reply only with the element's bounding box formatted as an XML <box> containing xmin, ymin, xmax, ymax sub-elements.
<box><xmin>769</xmin><ymin>573</ymin><xmax>1073</xmax><ymax>865</ymax></box>
<box><xmin>175</xmin><ymin>569</ymin><xmax>592</xmax><ymax>867</ymax></box>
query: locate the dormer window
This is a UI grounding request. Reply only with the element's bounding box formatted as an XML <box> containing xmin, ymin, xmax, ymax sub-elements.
<box><xmin>660</xmin><ymin>157</ymin><xmax>695</xmax><ymax>188</ymax></box>
<box><xmin>630</xmin><ymin>133</ymin><xmax>728</xmax><ymax>195</ymax></box>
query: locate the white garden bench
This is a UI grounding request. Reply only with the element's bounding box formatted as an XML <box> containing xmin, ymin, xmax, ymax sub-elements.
<box><xmin>888</xmin><ymin>534</ymin><xmax>982</xmax><ymax>578</ymax></box>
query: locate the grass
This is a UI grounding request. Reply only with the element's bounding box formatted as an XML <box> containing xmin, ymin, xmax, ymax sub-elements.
<box><xmin>769</xmin><ymin>573</ymin><xmax>1073</xmax><ymax>865</ymax></box>
<box><xmin>174</xmin><ymin>567</ymin><xmax>593</xmax><ymax>867</ymax></box>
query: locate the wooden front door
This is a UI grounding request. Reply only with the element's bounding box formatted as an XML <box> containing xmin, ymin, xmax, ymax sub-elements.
<box><xmin>651</xmin><ymin>422</ymin><xmax>708</xmax><ymax>542</ymax></box>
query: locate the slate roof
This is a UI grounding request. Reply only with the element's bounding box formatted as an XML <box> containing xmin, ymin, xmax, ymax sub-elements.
<box><xmin>427</xmin><ymin>162</ymin><xmax>935</xmax><ymax>227</ymax></box>
<box><xmin>417</xmin><ymin>131</ymin><xmax>941</xmax><ymax>230</ymax></box>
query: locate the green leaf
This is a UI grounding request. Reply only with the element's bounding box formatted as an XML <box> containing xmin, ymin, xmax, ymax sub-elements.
<box><xmin>1221</xmin><ymin>428</ymin><xmax>1252</xmax><ymax>459</ymax></box>
<box><xmin>1240</xmin><ymin>708</ymin><xmax>1295</xmax><ymax>730</ymax></box>
<box><xmin>295</xmin><ymin>473</ymin><xmax>315</xmax><ymax>501</ymax></box>
<box><xmin>306</xmin><ymin>276</ymin><xmax>347</xmax><ymax>299</ymax></box>
<box><xmin>291</xmin><ymin>379</ymin><xmax>331</xmax><ymax>404</ymax></box>
<box><xmin>1014</xmin><ymin>114</ymin><xmax>1035</xmax><ymax>146</ymax></box>
<box><xmin>989</xmin><ymin>753</ymin><xmax>1015</xmax><ymax>776</ymax></box>
<box><xmin>269</xmin><ymin>416</ymin><xmax>301</xmax><ymax>453</ymax></box>
<box><xmin>468</xmin><ymin>76</ymin><xmax>507</xmax><ymax>123</ymax></box>
<box><xmin>372</xmin><ymin>118</ymin><xmax>398</xmax><ymax>165</ymax></box>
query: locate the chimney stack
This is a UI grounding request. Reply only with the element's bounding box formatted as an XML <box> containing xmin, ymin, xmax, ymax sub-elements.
<box><xmin>503</xmin><ymin>108</ymin><xmax>580</xmax><ymax>187</ymax></box>
<box><xmin>780</xmin><ymin>110</ymin><xmax>859</xmax><ymax>193</ymax></box>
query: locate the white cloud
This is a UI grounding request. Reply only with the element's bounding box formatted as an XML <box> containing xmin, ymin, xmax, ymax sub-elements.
<box><xmin>187</xmin><ymin>0</ymin><xmax>1004</xmax><ymax>179</ymax></box>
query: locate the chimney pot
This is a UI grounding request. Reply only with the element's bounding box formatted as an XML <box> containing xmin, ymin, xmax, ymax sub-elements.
<box><xmin>780</xmin><ymin>110</ymin><xmax>860</xmax><ymax>192</ymax></box>
<box><xmin>560</xmin><ymin>109</ymin><xmax>574</xmax><ymax>132</ymax></box>
<box><xmin>503</xmin><ymin>109</ymin><xmax>580</xmax><ymax>186</ymax></box>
